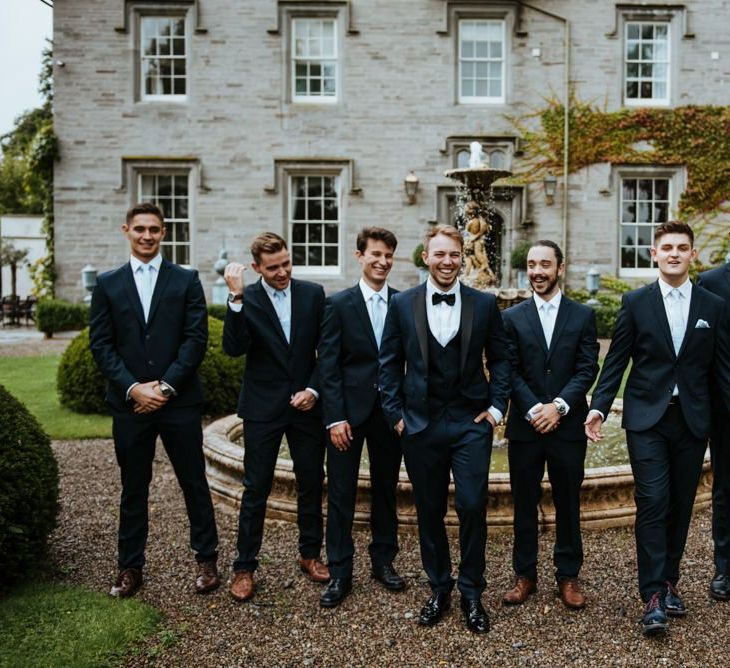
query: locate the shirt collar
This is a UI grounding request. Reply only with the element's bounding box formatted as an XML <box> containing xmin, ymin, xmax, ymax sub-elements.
<box><xmin>658</xmin><ymin>277</ymin><xmax>692</xmax><ymax>300</ymax></box>
<box><xmin>533</xmin><ymin>289</ymin><xmax>562</xmax><ymax>311</ymax></box>
<box><xmin>260</xmin><ymin>277</ymin><xmax>290</xmax><ymax>299</ymax></box>
<box><xmin>359</xmin><ymin>278</ymin><xmax>388</xmax><ymax>302</ymax></box>
<box><xmin>426</xmin><ymin>277</ymin><xmax>460</xmax><ymax>298</ymax></box>
<box><xmin>130</xmin><ymin>254</ymin><xmax>162</xmax><ymax>273</ymax></box>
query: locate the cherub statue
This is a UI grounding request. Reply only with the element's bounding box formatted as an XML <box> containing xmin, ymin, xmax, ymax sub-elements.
<box><xmin>462</xmin><ymin>201</ymin><xmax>497</xmax><ymax>288</ymax></box>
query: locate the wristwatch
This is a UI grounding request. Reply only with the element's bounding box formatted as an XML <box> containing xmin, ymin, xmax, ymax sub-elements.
<box><xmin>553</xmin><ymin>399</ymin><xmax>567</xmax><ymax>416</ymax></box>
<box><xmin>158</xmin><ymin>381</ymin><xmax>175</xmax><ymax>398</ymax></box>
<box><xmin>228</xmin><ymin>292</ymin><xmax>243</xmax><ymax>303</ymax></box>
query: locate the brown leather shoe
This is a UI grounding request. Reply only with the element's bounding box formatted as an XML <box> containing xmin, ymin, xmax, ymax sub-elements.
<box><xmin>229</xmin><ymin>570</ymin><xmax>254</xmax><ymax>601</ymax></box>
<box><xmin>558</xmin><ymin>578</ymin><xmax>586</xmax><ymax>609</ymax></box>
<box><xmin>297</xmin><ymin>557</ymin><xmax>330</xmax><ymax>583</ymax></box>
<box><xmin>195</xmin><ymin>559</ymin><xmax>221</xmax><ymax>594</ymax></box>
<box><xmin>502</xmin><ymin>576</ymin><xmax>536</xmax><ymax>605</ymax></box>
<box><xmin>110</xmin><ymin>568</ymin><xmax>143</xmax><ymax>598</ymax></box>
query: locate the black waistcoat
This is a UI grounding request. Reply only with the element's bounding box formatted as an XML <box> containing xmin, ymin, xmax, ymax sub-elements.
<box><xmin>427</xmin><ymin>324</ymin><xmax>475</xmax><ymax>418</ymax></box>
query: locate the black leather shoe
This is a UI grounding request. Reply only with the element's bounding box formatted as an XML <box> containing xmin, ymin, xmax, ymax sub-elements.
<box><xmin>664</xmin><ymin>581</ymin><xmax>687</xmax><ymax>617</ymax></box>
<box><xmin>418</xmin><ymin>592</ymin><xmax>450</xmax><ymax>626</ymax></box>
<box><xmin>319</xmin><ymin>577</ymin><xmax>352</xmax><ymax>608</ymax></box>
<box><xmin>460</xmin><ymin>597</ymin><xmax>490</xmax><ymax>634</ymax></box>
<box><xmin>642</xmin><ymin>592</ymin><xmax>668</xmax><ymax>637</ymax></box>
<box><xmin>710</xmin><ymin>573</ymin><xmax>730</xmax><ymax>601</ymax></box>
<box><xmin>372</xmin><ymin>564</ymin><xmax>406</xmax><ymax>591</ymax></box>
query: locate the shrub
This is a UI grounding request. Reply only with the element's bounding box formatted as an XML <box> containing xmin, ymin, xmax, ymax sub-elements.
<box><xmin>568</xmin><ymin>289</ymin><xmax>621</xmax><ymax>338</ymax></box>
<box><xmin>207</xmin><ymin>303</ymin><xmax>227</xmax><ymax>322</ymax></box>
<box><xmin>0</xmin><ymin>384</ymin><xmax>59</xmax><ymax>589</ymax></box>
<box><xmin>57</xmin><ymin>328</ymin><xmax>109</xmax><ymax>414</ymax></box>
<box><xmin>36</xmin><ymin>299</ymin><xmax>89</xmax><ymax>337</ymax></box>
<box><xmin>412</xmin><ymin>244</ymin><xmax>426</xmax><ymax>269</ymax></box>
<box><xmin>57</xmin><ymin>317</ymin><xmax>244</xmax><ymax>417</ymax></box>
<box><xmin>510</xmin><ymin>241</ymin><xmax>532</xmax><ymax>270</ymax></box>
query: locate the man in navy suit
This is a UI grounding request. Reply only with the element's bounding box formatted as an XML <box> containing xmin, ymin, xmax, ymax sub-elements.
<box><xmin>585</xmin><ymin>222</ymin><xmax>730</xmax><ymax>636</ymax></box>
<box><xmin>223</xmin><ymin>232</ymin><xmax>328</xmax><ymax>601</ymax></box>
<box><xmin>90</xmin><ymin>202</ymin><xmax>219</xmax><ymax>598</ymax></box>
<box><xmin>318</xmin><ymin>227</ymin><xmax>404</xmax><ymax>608</ymax></box>
<box><xmin>697</xmin><ymin>257</ymin><xmax>730</xmax><ymax>601</ymax></box>
<box><xmin>379</xmin><ymin>225</ymin><xmax>511</xmax><ymax>633</ymax></box>
<box><xmin>502</xmin><ymin>241</ymin><xmax>599</xmax><ymax>610</ymax></box>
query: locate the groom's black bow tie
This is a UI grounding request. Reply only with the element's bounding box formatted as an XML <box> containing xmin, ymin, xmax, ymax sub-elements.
<box><xmin>432</xmin><ymin>292</ymin><xmax>456</xmax><ymax>306</ymax></box>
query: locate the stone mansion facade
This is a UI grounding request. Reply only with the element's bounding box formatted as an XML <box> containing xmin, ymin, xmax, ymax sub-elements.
<box><xmin>53</xmin><ymin>1</ymin><xmax>729</xmax><ymax>300</ymax></box>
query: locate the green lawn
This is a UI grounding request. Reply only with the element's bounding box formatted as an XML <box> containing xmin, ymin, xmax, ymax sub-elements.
<box><xmin>0</xmin><ymin>356</ymin><xmax>112</xmax><ymax>439</ymax></box>
<box><xmin>594</xmin><ymin>357</ymin><xmax>630</xmax><ymax>399</ymax></box>
<box><xmin>0</xmin><ymin>583</ymin><xmax>161</xmax><ymax>668</ymax></box>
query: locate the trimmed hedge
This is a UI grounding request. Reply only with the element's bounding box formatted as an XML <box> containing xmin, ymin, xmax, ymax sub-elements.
<box><xmin>207</xmin><ymin>303</ymin><xmax>227</xmax><ymax>322</ymax></box>
<box><xmin>36</xmin><ymin>299</ymin><xmax>89</xmax><ymax>338</ymax></box>
<box><xmin>0</xmin><ymin>384</ymin><xmax>59</xmax><ymax>590</ymax></box>
<box><xmin>57</xmin><ymin>317</ymin><xmax>244</xmax><ymax>416</ymax></box>
<box><xmin>569</xmin><ymin>288</ymin><xmax>621</xmax><ymax>339</ymax></box>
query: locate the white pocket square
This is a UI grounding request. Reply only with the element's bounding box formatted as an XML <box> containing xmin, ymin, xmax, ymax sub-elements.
<box><xmin>695</xmin><ymin>319</ymin><xmax>710</xmax><ymax>329</ymax></box>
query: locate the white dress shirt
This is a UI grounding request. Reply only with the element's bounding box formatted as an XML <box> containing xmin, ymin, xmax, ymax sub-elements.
<box><xmin>526</xmin><ymin>290</ymin><xmax>569</xmax><ymax>421</ymax></box>
<box><xmin>425</xmin><ymin>278</ymin><xmax>502</xmax><ymax>424</ymax></box>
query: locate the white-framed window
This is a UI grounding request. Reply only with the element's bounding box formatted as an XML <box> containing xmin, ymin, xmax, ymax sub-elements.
<box><xmin>140</xmin><ymin>15</ymin><xmax>187</xmax><ymax>99</ymax></box>
<box><xmin>289</xmin><ymin>175</ymin><xmax>340</xmax><ymax>272</ymax></box>
<box><xmin>139</xmin><ymin>173</ymin><xmax>191</xmax><ymax>265</ymax></box>
<box><xmin>292</xmin><ymin>18</ymin><xmax>338</xmax><ymax>102</ymax></box>
<box><xmin>458</xmin><ymin>19</ymin><xmax>505</xmax><ymax>104</ymax></box>
<box><xmin>619</xmin><ymin>176</ymin><xmax>670</xmax><ymax>272</ymax></box>
<box><xmin>624</xmin><ymin>21</ymin><xmax>670</xmax><ymax>106</ymax></box>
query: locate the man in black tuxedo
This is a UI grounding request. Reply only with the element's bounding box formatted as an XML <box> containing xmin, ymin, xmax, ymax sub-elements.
<box><xmin>697</xmin><ymin>257</ymin><xmax>730</xmax><ymax>601</ymax></box>
<box><xmin>379</xmin><ymin>225</ymin><xmax>511</xmax><ymax>633</ymax></box>
<box><xmin>585</xmin><ymin>222</ymin><xmax>730</xmax><ymax>636</ymax></box>
<box><xmin>223</xmin><ymin>232</ymin><xmax>328</xmax><ymax>601</ymax></box>
<box><xmin>318</xmin><ymin>227</ymin><xmax>404</xmax><ymax>608</ymax></box>
<box><xmin>89</xmin><ymin>202</ymin><xmax>219</xmax><ymax>598</ymax></box>
<box><xmin>502</xmin><ymin>241</ymin><xmax>599</xmax><ymax>610</ymax></box>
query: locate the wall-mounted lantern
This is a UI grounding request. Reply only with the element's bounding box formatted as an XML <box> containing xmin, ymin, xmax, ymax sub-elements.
<box><xmin>585</xmin><ymin>265</ymin><xmax>601</xmax><ymax>307</ymax></box>
<box><xmin>404</xmin><ymin>171</ymin><xmax>419</xmax><ymax>205</ymax></box>
<box><xmin>81</xmin><ymin>264</ymin><xmax>97</xmax><ymax>303</ymax></box>
<box><xmin>543</xmin><ymin>172</ymin><xmax>558</xmax><ymax>206</ymax></box>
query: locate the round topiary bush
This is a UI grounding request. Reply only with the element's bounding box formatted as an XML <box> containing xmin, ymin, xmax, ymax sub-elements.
<box><xmin>57</xmin><ymin>318</ymin><xmax>244</xmax><ymax>417</ymax></box>
<box><xmin>0</xmin><ymin>384</ymin><xmax>59</xmax><ymax>590</ymax></box>
<box><xmin>57</xmin><ymin>327</ymin><xmax>109</xmax><ymax>414</ymax></box>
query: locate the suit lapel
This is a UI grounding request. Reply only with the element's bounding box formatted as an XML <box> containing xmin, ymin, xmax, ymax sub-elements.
<box><xmin>412</xmin><ymin>284</ymin><xmax>429</xmax><ymax>369</ymax></box>
<box><xmin>648</xmin><ymin>281</ymin><xmax>676</xmax><ymax>357</ymax></box>
<box><xmin>146</xmin><ymin>260</ymin><xmax>172</xmax><ymax>326</ymax></box>
<box><xmin>254</xmin><ymin>281</ymin><xmax>289</xmax><ymax>346</ymax></box>
<box><xmin>123</xmin><ymin>263</ymin><xmax>146</xmax><ymax>328</ymax></box>
<box><xmin>677</xmin><ymin>283</ymin><xmax>701</xmax><ymax>358</ymax></box>
<box><xmin>460</xmin><ymin>285</ymin><xmax>474</xmax><ymax>373</ymax></box>
<box><xmin>349</xmin><ymin>285</ymin><xmax>378</xmax><ymax>352</ymax></box>
<box><xmin>525</xmin><ymin>298</ymin><xmax>549</xmax><ymax>356</ymax></box>
<box><xmin>546</xmin><ymin>297</ymin><xmax>570</xmax><ymax>361</ymax></box>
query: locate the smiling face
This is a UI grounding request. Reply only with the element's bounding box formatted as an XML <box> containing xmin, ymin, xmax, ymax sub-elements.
<box><xmin>357</xmin><ymin>238</ymin><xmax>394</xmax><ymax>290</ymax></box>
<box><xmin>252</xmin><ymin>247</ymin><xmax>292</xmax><ymax>291</ymax></box>
<box><xmin>423</xmin><ymin>232</ymin><xmax>462</xmax><ymax>290</ymax></box>
<box><xmin>651</xmin><ymin>232</ymin><xmax>696</xmax><ymax>287</ymax></box>
<box><xmin>122</xmin><ymin>213</ymin><xmax>166</xmax><ymax>262</ymax></box>
<box><xmin>527</xmin><ymin>244</ymin><xmax>564</xmax><ymax>300</ymax></box>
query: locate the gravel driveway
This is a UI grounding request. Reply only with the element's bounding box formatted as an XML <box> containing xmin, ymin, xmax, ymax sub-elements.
<box><xmin>50</xmin><ymin>439</ymin><xmax>728</xmax><ymax>667</ymax></box>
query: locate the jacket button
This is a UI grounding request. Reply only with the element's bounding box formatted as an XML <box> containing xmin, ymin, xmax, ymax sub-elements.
<box><xmin>148</xmin><ymin>360</ymin><xmax>154</xmax><ymax>366</ymax></box>
<box><xmin>547</xmin><ymin>369</ymin><xmax>552</xmax><ymax>374</ymax></box>
<box><xmin>145</xmin><ymin>334</ymin><xmax>150</xmax><ymax>340</ymax></box>
<box><xmin>373</xmin><ymin>383</ymin><xmax>378</xmax><ymax>390</ymax></box>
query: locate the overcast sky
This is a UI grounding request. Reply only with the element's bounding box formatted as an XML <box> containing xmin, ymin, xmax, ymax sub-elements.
<box><xmin>0</xmin><ymin>0</ymin><xmax>53</xmax><ymax>138</ymax></box>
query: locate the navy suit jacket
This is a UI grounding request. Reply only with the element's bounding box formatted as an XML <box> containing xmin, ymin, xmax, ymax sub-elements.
<box><xmin>590</xmin><ymin>280</ymin><xmax>730</xmax><ymax>439</ymax></box>
<box><xmin>503</xmin><ymin>296</ymin><xmax>599</xmax><ymax>442</ymax></box>
<box><xmin>318</xmin><ymin>283</ymin><xmax>398</xmax><ymax>428</ymax></box>
<box><xmin>378</xmin><ymin>281</ymin><xmax>512</xmax><ymax>436</ymax></box>
<box><xmin>223</xmin><ymin>278</ymin><xmax>325</xmax><ymax>422</ymax></box>
<box><xmin>89</xmin><ymin>259</ymin><xmax>208</xmax><ymax>413</ymax></box>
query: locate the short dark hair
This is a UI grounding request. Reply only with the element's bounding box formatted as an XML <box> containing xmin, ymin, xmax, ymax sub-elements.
<box><xmin>424</xmin><ymin>224</ymin><xmax>463</xmax><ymax>251</ymax></box>
<box><xmin>250</xmin><ymin>232</ymin><xmax>288</xmax><ymax>264</ymax></box>
<box><xmin>654</xmin><ymin>221</ymin><xmax>694</xmax><ymax>246</ymax></box>
<box><xmin>126</xmin><ymin>202</ymin><xmax>164</xmax><ymax>225</ymax></box>
<box><xmin>531</xmin><ymin>240</ymin><xmax>564</xmax><ymax>266</ymax></box>
<box><xmin>356</xmin><ymin>227</ymin><xmax>398</xmax><ymax>252</ymax></box>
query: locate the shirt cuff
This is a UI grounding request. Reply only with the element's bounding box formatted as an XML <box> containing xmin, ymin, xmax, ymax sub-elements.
<box><xmin>587</xmin><ymin>408</ymin><xmax>605</xmax><ymax>422</ymax></box>
<box><xmin>126</xmin><ymin>382</ymin><xmax>139</xmax><ymax>401</ymax></box>
<box><xmin>526</xmin><ymin>402</ymin><xmax>542</xmax><ymax>421</ymax></box>
<box><xmin>554</xmin><ymin>397</ymin><xmax>570</xmax><ymax>415</ymax></box>
<box><xmin>487</xmin><ymin>406</ymin><xmax>503</xmax><ymax>424</ymax></box>
<box><xmin>305</xmin><ymin>387</ymin><xmax>319</xmax><ymax>401</ymax></box>
<box><xmin>326</xmin><ymin>420</ymin><xmax>347</xmax><ymax>430</ymax></box>
<box><xmin>228</xmin><ymin>301</ymin><xmax>243</xmax><ymax>313</ymax></box>
<box><xmin>160</xmin><ymin>380</ymin><xmax>177</xmax><ymax>396</ymax></box>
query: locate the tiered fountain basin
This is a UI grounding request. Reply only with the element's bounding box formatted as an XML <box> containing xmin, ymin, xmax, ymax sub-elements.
<box><xmin>202</xmin><ymin>399</ymin><xmax>713</xmax><ymax>533</ymax></box>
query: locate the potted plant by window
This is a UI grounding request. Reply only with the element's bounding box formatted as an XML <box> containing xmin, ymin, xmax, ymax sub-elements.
<box><xmin>412</xmin><ymin>243</ymin><xmax>429</xmax><ymax>283</ymax></box>
<box><xmin>510</xmin><ymin>240</ymin><xmax>531</xmax><ymax>289</ymax></box>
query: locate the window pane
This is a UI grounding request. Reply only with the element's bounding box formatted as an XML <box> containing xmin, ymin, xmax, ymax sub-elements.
<box><xmin>457</xmin><ymin>150</ymin><xmax>470</xmax><ymax>168</ymax></box>
<box><xmin>640</xmin><ymin>81</ymin><xmax>653</xmax><ymax>98</ymax></box>
<box><xmin>642</xmin><ymin>24</ymin><xmax>654</xmax><ymax>39</ymax></box>
<box><xmin>655</xmin><ymin>24</ymin><xmax>668</xmax><ymax>39</ymax></box>
<box><xmin>627</xmin><ymin>23</ymin><xmax>640</xmax><ymax>40</ymax></box>
<box><xmin>324</xmin><ymin>199</ymin><xmax>338</xmax><ymax>220</ymax></box>
<box><xmin>292</xmin><ymin>199</ymin><xmax>306</xmax><ymax>220</ymax></box>
<box><xmin>654</xmin><ymin>179</ymin><xmax>669</xmax><ymax>200</ymax></box>
<box><xmin>626</xmin><ymin>81</ymin><xmax>638</xmax><ymax>98</ymax></box>
<box><xmin>489</xmin><ymin>41</ymin><xmax>502</xmax><ymax>59</ymax></box>
<box><xmin>622</xmin><ymin>226</ymin><xmax>637</xmax><ymax>245</ymax></box>
<box><xmin>641</xmin><ymin>44</ymin><xmax>654</xmax><ymax>61</ymax></box>
<box><xmin>324</xmin><ymin>223</ymin><xmax>338</xmax><ymax>243</ymax></box>
<box><xmin>173</xmin><ymin>78</ymin><xmax>185</xmax><ymax>95</ymax></box>
<box><xmin>653</xmin><ymin>82</ymin><xmax>667</xmax><ymax>99</ymax></box>
<box><xmin>323</xmin><ymin>177</ymin><xmax>337</xmax><ymax>198</ymax></box>
<box><xmin>461</xmin><ymin>41</ymin><xmax>474</xmax><ymax>58</ymax></box>
<box><xmin>292</xmin><ymin>224</ymin><xmax>306</xmax><ymax>243</ymax></box>
<box><xmin>307</xmin><ymin>199</ymin><xmax>322</xmax><ymax>220</ymax></box>
<box><xmin>638</xmin><ymin>180</ymin><xmax>652</xmax><ymax>200</ymax></box>
<box><xmin>621</xmin><ymin>247</ymin><xmax>636</xmax><ymax>268</ymax></box>
<box><xmin>475</xmin><ymin>80</ymin><xmax>488</xmax><ymax>97</ymax></box>
<box><xmin>308</xmin><ymin>247</ymin><xmax>322</xmax><ymax>265</ymax></box>
<box><xmin>489</xmin><ymin>62</ymin><xmax>501</xmax><ymax>79</ymax></box>
<box><xmin>638</xmin><ymin>202</ymin><xmax>651</xmax><ymax>222</ymax></box>
<box><xmin>490</xmin><ymin>150</ymin><xmax>506</xmax><ymax>169</ymax></box>
<box><xmin>654</xmin><ymin>201</ymin><xmax>668</xmax><ymax>222</ymax></box>
<box><xmin>292</xmin><ymin>245</ymin><xmax>306</xmax><ymax>265</ymax></box>
<box><xmin>637</xmin><ymin>247</ymin><xmax>651</xmax><ymax>267</ymax></box>
<box><xmin>626</xmin><ymin>43</ymin><xmax>639</xmax><ymax>60</ymax></box>
<box><xmin>637</xmin><ymin>225</ymin><xmax>653</xmax><ymax>245</ymax></box>
<box><xmin>475</xmin><ymin>41</ymin><xmax>488</xmax><ymax>58</ymax></box>
<box><xmin>640</xmin><ymin>63</ymin><xmax>653</xmax><ymax>78</ymax></box>
<box><xmin>622</xmin><ymin>179</ymin><xmax>637</xmax><ymax>201</ymax></box>
<box><xmin>622</xmin><ymin>202</ymin><xmax>636</xmax><ymax>222</ymax></box>
<box><xmin>308</xmin><ymin>224</ymin><xmax>322</xmax><ymax>243</ymax></box>
<box><xmin>324</xmin><ymin>246</ymin><xmax>338</xmax><ymax>266</ymax></box>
